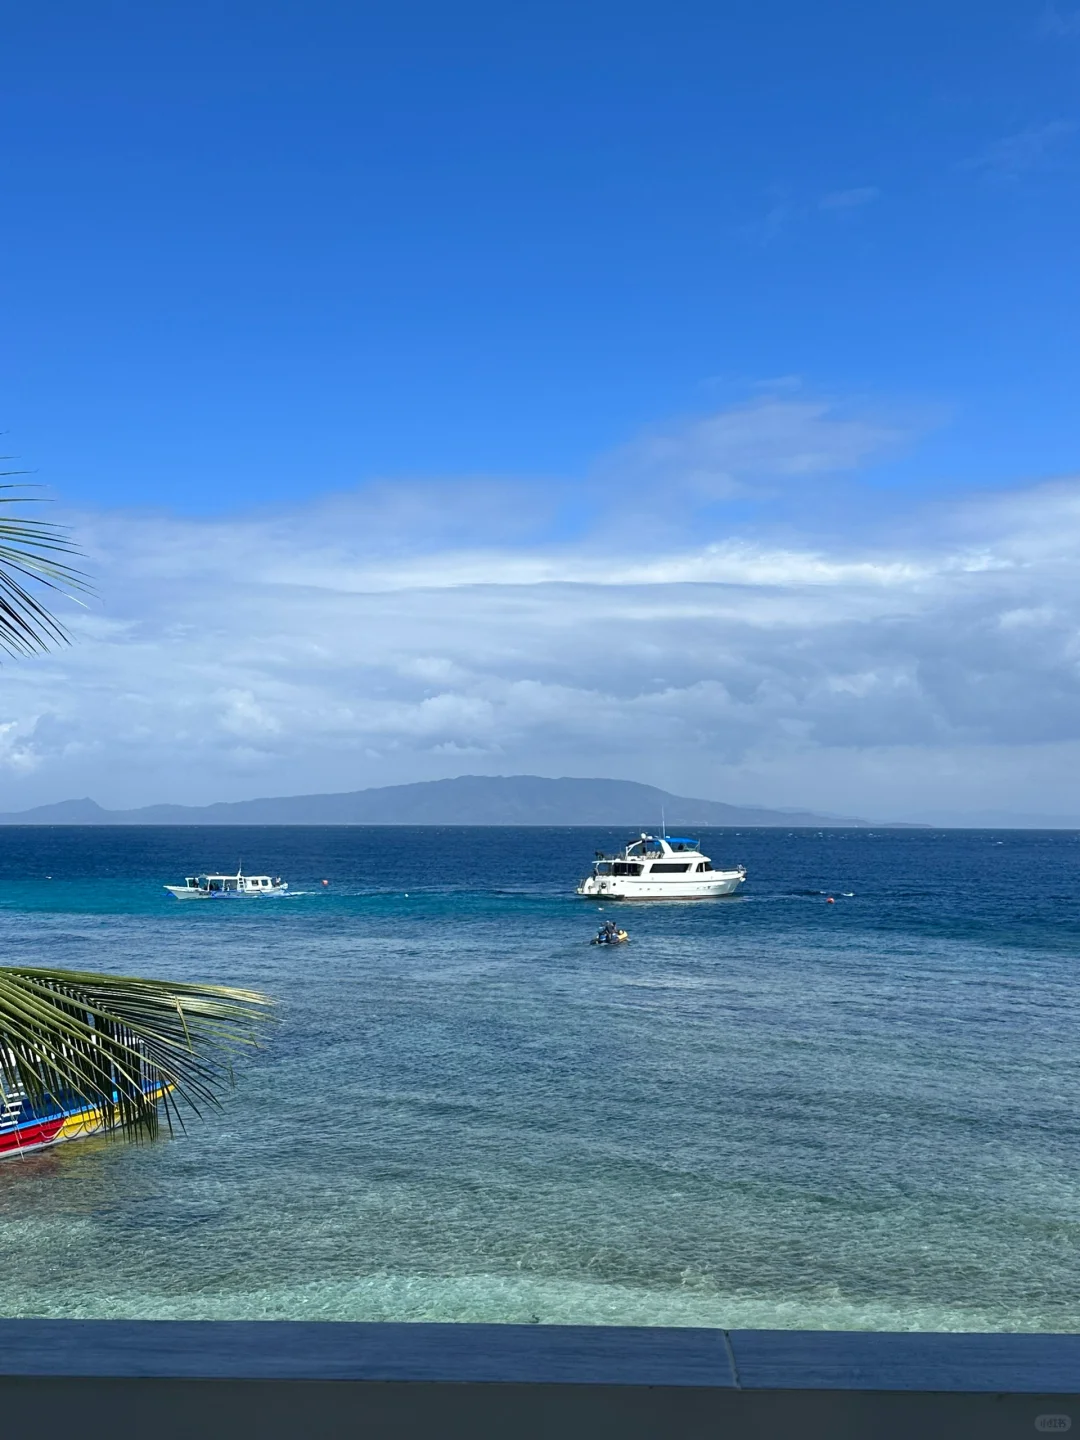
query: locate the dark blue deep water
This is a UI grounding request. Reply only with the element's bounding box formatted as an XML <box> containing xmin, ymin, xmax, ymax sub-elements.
<box><xmin>0</xmin><ymin>825</ymin><xmax>1078</xmax><ymax>1330</ymax></box>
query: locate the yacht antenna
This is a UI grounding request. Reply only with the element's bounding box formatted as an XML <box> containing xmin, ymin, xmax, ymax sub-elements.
<box><xmin>661</xmin><ymin>805</ymin><xmax>666</xmax><ymax>839</ymax></box>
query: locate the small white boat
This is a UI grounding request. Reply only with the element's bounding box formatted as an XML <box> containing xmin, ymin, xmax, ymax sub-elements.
<box><xmin>164</xmin><ymin>867</ymin><xmax>288</xmax><ymax>899</ymax></box>
<box><xmin>576</xmin><ymin>833</ymin><xmax>745</xmax><ymax>900</ymax></box>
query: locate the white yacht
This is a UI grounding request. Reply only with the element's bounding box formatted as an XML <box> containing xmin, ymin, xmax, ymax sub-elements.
<box><xmin>576</xmin><ymin>834</ymin><xmax>745</xmax><ymax>900</ymax></box>
<box><xmin>164</xmin><ymin>868</ymin><xmax>288</xmax><ymax>899</ymax></box>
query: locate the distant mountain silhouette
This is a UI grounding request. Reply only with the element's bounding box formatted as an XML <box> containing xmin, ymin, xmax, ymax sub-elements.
<box><xmin>0</xmin><ymin>775</ymin><xmax>870</xmax><ymax>826</ymax></box>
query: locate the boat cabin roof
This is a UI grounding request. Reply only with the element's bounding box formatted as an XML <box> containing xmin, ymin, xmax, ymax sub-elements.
<box><xmin>188</xmin><ymin>873</ymin><xmax>278</xmax><ymax>883</ymax></box>
<box><xmin>623</xmin><ymin>833</ymin><xmax>703</xmax><ymax>857</ymax></box>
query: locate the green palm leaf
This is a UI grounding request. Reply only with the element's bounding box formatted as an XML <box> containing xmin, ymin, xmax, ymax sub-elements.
<box><xmin>0</xmin><ymin>474</ymin><xmax>89</xmax><ymax>656</ymax></box>
<box><xmin>0</xmin><ymin>967</ymin><xmax>272</xmax><ymax>1140</ymax></box>
<box><xmin>0</xmin><ymin>473</ymin><xmax>275</xmax><ymax>1146</ymax></box>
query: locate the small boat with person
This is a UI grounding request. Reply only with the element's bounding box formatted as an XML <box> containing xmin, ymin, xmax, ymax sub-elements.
<box><xmin>164</xmin><ymin>867</ymin><xmax>288</xmax><ymax>899</ymax></box>
<box><xmin>577</xmin><ymin>833</ymin><xmax>745</xmax><ymax>900</ymax></box>
<box><xmin>591</xmin><ymin>920</ymin><xmax>629</xmax><ymax>945</ymax></box>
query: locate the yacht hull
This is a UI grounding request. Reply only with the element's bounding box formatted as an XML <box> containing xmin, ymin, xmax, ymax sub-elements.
<box><xmin>576</xmin><ymin>871</ymin><xmax>744</xmax><ymax>900</ymax></box>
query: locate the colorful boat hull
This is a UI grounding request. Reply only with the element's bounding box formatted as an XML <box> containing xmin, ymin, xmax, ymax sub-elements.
<box><xmin>0</xmin><ymin>1086</ymin><xmax>168</xmax><ymax>1160</ymax></box>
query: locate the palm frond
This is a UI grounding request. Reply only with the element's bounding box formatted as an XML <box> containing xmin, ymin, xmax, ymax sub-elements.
<box><xmin>0</xmin><ymin>966</ymin><xmax>273</xmax><ymax>1141</ymax></box>
<box><xmin>0</xmin><ymin>474</ymin><xmax>91</xmax><ymax>656</ymax></box>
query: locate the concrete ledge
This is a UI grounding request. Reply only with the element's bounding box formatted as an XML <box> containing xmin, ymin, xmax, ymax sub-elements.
<box><xmin>0</xmin><ymin>1321</ymin><xmax>1076</xmax><ymax>1440</ymax></box>
<box><xmin>0</xmin><ymin>1318</ymin><xmax>733</xmax><ymax>1386</ymax></box>
<box><xmin>728</xmin><ymin>1327</ymin><xmax>1080</xmax><ymax>1392</ymax></box>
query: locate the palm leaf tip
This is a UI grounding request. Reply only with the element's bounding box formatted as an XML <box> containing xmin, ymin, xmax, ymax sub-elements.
<box><xmin>0</xmin><ymin>967</ymin><xmax>273</xmax><ymax>1143</ymax></box>
<box><xmin>0</xmin><ymin>482</ymin><xmax>91</xmax><ymax>657</ymax></box>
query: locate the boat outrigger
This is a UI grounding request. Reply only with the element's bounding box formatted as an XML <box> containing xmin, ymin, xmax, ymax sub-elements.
<box><xmin>164</xmin><ymin>867</ymin><xmax>287</xmax><ymax>899</ymax></box>
<box><xmin>577</xmin><ymin>833</ymin><xmax>745</xmax><ymax>900</ymax></box>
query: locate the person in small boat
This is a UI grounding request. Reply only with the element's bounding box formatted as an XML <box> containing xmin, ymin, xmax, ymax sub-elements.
<box><xmin>595</xmin><ymin>920</ymin><xmax>620</xmax><ymax>943</ymax></box>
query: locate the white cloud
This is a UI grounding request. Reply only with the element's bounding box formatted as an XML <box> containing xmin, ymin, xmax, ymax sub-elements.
<box><xmin>1039</xmin><ymin>4</ymin><xmax>1080</xmax><ymax>37</ymax></box>
<box><xmin>596</xmin><ymin>397</ymin><xmax>904</xmax><ymax>508</ymax></box>
<box><xmin>740</xmin><ymin>184</ymin><xmax>880</xmax><ymax>245</ymax></box>
<box><xmin>964</xmin><ymin>120</ymin><xmax>1078</xmax><ymax>178</ymax></box>
<box><xmin>3</xmin><ymin>399</ymin><xmax>1080</xmax><ymax>820</ymax></box>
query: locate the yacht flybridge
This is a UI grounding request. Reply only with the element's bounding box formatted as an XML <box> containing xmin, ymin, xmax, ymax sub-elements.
<box><xmin>164</xmin><ymin>868</ymin><xmax>287</xmax><ymax>899</ymax></box>
<box><xmin>576</xmin><ymin>834</ymin><xmax>745</xmax><ymax>900</ymax></box>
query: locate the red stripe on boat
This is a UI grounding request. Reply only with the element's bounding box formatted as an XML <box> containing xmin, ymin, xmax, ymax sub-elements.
<box><xmin>0</xmin><ymin>1117</ymin><xmax>67</xmax><ymax>1155</ymax></box>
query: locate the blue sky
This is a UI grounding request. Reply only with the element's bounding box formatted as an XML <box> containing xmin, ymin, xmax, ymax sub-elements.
<box><xmin>3</xmin><ymin>1</ymin><xmax>1080</xmax><ymax>818</ymax></box>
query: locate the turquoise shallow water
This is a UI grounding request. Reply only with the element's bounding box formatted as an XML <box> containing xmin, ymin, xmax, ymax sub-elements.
<box><xmin>0</xmin><ymin>825</ymin><xmax>1078</xmax><ymax>1330</ymax></box>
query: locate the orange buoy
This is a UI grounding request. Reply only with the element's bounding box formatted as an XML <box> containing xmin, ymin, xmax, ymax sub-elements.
<box><xmin>826</xmin><ymin>896</ymin><xmax>835</xmax><ymax>904</ymax></box>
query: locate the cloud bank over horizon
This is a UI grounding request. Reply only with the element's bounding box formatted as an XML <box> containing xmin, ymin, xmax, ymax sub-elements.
<box><xmin>5</xmin><ymin>395</ymin><xmax>1080</xmax><ymax>823</ymax></box>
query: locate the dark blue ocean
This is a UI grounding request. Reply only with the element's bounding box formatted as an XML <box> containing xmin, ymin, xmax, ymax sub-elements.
<box><xmin>1</xmin><ymin>825</ymin><xmax>1078</xmax><ymax>1331</ymax></box>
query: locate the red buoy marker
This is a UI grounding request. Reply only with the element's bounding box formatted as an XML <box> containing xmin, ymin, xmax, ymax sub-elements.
<box><xmin>826</xmin><ymin>896</ymin><xmax>835</xmax><ymax>904</ymax></box>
